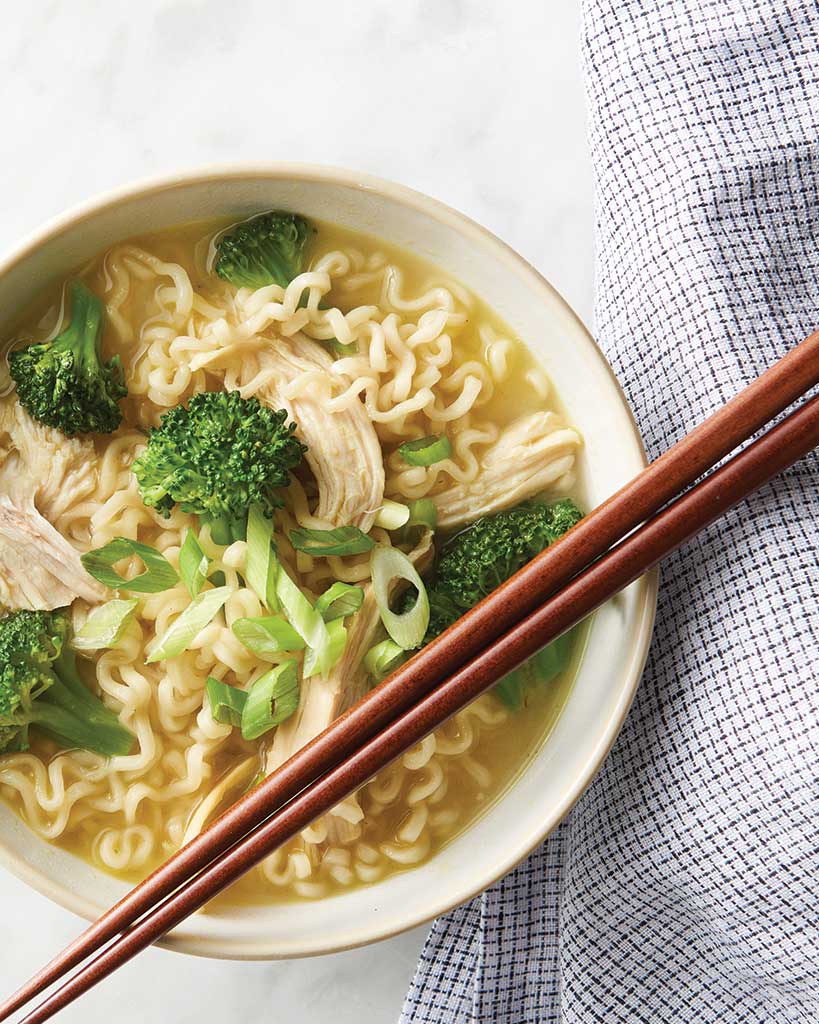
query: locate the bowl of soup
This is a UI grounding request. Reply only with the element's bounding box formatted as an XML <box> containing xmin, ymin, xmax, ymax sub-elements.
<box><xmin>0</xmin><ymin>165</ymin><xmax>656</xmax><ymax>958</ymax></box>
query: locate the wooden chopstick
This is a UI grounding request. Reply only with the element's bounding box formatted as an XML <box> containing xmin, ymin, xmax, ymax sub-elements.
<box><xmin>2</xmin><ymin>332</ymin><xmax>818</xmax><ymax>1023</ymax></box>
<box><xmin>18</xmin><ymin>389</ymin><xmax>819</xmax><ymax>1024</ymax></box>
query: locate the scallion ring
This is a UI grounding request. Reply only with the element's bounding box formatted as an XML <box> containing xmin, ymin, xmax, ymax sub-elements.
<box><xmin>371</xmin><ymin>545</ymin><xmax>430</xmax><ymax>650</ymax></box>
<box><xmin>398</xmin><ymin>434</ymin><xmax>452</xmax><ymax>467</ymax></box>
<box><xmin>81</xmin><ymin>538</ymin><xmax>179</xmax><ymax>593</ymax></box>
<box><xmin>363</xmin><ymin>638</ymin><xmax>405</xmax><ymax>681</ymax></box>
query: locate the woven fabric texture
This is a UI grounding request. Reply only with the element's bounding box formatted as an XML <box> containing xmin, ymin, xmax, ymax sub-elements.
<box><xmin>401</xmin><ymin>1</ymin><xmax>818</xmax><ymax>1020</ymax></box>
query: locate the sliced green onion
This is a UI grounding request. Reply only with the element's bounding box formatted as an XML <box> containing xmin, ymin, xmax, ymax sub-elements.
<box><xmin>407</xmin><ymin>498</ymin><xmax>438</xmax><ymax>530</ymax></box>
<box><xmin>398</xmin><ymin>434</ymin><xmax>452</xmax><ymax>467</ymax></box>
<box><xmin>231</xmin><ymin>616</ymin><xmax>305</xmax><ymax>658</ymax></box>
<box><xmin>364</xmin><ymin>639</ymin><xmax>405</xmax><ymax>681</ymax></box>
<box><xmin>179</xmin><ymin>529</ymin><xmax>208</xmax><ymax>598</ymax></box>
<box><xmin>246</xmin><ymin>504</ymin><xmax>279</xmax><ymax>610</ymax></box>
<box><xmin>241</xmin><ymin>662</ymin><xmax>300</xmax><ymax>740</ymax></box>
<box><xmin>72</xmin><ymin>599</ymin><xmax>139</xmax><ymax>651</ymax></box>
<box><xmin>371</xmin><ymin>545</ymin><xmax>430</xmax><ymax>649</ymax></box>
<box><xmin>276</xmin><ymin>567</ymin><xmax>334</xmax><ymax>676</ymax></box>
<box><xmin>374</xmin><ymin>500</ymin><xmax>410</xmax><ymax>531</ymax></box>
<box><xmin>303</xmin><ymin>618</ymin><xmax>347</xmax><ymax>678</ymax></box>
<box><xmin>289</xmin><ymin>525</ymin><xmax>374</xmax><ymax>557</ymax></box>
<box><xmin>315</xmin><ymin>582</ymin><xmax>364</xmax><ymax>622</ymax></box>
<box><xmin>147</xmin><ymin>587</ymin><xmax>231</xmax><ymax>663</ymax></box>
<box><xmin>206</xmin><ymin>676</ymin><xmax>247</xmax><ymax>727</ymax></box>
<box><xmin>81</xmin><ymin>538</ymin><xmax>179</xmax><ymax>593</ymax></box>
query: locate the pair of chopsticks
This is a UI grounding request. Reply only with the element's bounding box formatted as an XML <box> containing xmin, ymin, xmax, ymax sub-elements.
<box><xmin>4</xmin><ymin>332</ymin><xmax>819</xmax><ymax>1023</ymax></box>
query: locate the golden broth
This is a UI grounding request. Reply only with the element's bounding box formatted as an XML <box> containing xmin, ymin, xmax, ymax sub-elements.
<box><xmin>0</xmin><ymin>217</ymin><xmax>583</xmax><ymax>904</ymax></box>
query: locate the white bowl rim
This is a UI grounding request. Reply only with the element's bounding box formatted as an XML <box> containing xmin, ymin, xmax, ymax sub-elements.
<box><xmin>0</xmin><ymin>162</ymin><xmax>658</xmax><ymax>958</ymax></box>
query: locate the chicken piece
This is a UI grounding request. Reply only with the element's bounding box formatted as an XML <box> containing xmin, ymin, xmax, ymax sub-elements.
<box><xmin>265</xmin><ymin>532</ymin><xmax>434</xmax><ymax>777</ymax></box>
<box><xmin>434</xmin><ymin>411</ymin><xmax>581</xmax><ymax>529</ymax></box>
<box><xmin>0</xmin><ymin>400</ymin><xmax>105</xmax><ymax>611</ymax></box>
<box><xmin>240</xmin><ymin>336</ymin><xmax>385</xmax><ymax>532</ymax></box>
<box><xmin>265</xmin><ymin>533</ymin><xmax>433</xmax><ymax>843</ymax></box>
<box><xmin>264</xmin><ymin>591</ymin><xmax>379</xmax><ymax>779</ymax></box>
<box><xmin>0</xmin><ymin>498</ymin><xmax>105</xmax><ymax>610</ymax></box>
<box><xmin>265</xmin><ymin>586</ymin><xmax>381</xmax><ymax>841</ymax></box>
<box><xmin>0</xmin><ymin>399</ymin><xmax>98</xmax><ymax>519</ymax></box>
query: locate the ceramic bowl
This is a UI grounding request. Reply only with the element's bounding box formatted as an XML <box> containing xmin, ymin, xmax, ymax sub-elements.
<box><xmin>0</xmin><ymin>165</ymin><xmax>656</xmax><ymax>958</ymax></box>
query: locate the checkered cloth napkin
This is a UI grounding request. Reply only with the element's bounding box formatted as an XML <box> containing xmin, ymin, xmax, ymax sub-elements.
<box><xmin>400</xmin><ymin>2</ymin><xmax>819</xmax><ymax>1021</ymax></box>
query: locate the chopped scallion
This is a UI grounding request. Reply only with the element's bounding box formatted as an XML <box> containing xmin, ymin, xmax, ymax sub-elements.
<box><xmin>398</xmin><ymin>434</ymin><xmax>452</xmax><ymax>467</ymax></box>
<box><xmin>371</xmin><ymin>545</ymin><xmax>430</xmax><ymax>650</ymax></box>
<box><xmin>302</xmin><ymin>618</ymin><xmax>347</xmax><ymax>677</ymax></box>
<box><xmin>241</xmin><ymin>662</ymin><xmax>300</xmax><ymax>740</ymax></box>
<box><xmin>275</xmin><ymin>567</ymin><xmax>334</xmax><ymax>676</ymax></box>
<box><xmin>147</xmin><ymin>586</ymin><xmax>231</xmax><ymax>662</ymax></box>
<box><xmin>363</xmin><ymin>638</ymin><xmax>405</xmax><ymax>681</ymax></box>
<box><xmin>206</xmin><ymin>676</ymin><xmax>247</xmax><ymax>727</ymax></box>
<box><xmin>315</xmin><ymin>582</ymin><xmax>364</xmax><ymax>622</ymax></box>
<box><xmin>246</xmin><ymin>504</ymin><xmax>279</xmax><ymax>610</ymax></box>
<box><xmin>407</xmin><ymin>498</ymin><xmax>438</xmax><ymax>531</ymax></box>
<box><xmin>179</xmin><ymin>529</ymin><xmax>209</xmax><ymax>598</ymax></box>
<box><xmin>289</xmin><ymin>525</ymin><xmax>374</xmax><ymax>557</ymax></box>
<box><xmin>231</xmin><ymin>616</ymin><xmax>305</xmax><ymax>658</ymax></box>
<box><xmin>72</xmin><ymin>599</ymin><xmax>139</xmax><ymax>651</ymax></box>
<box><xmin>81</xmin><ymin>538</ymin><xmax>179</xmax><ymax>593</ymax></box>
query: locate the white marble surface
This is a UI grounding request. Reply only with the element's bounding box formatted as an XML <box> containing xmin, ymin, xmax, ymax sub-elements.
<box><xmin>0</xmin><ymin>1</ymin><xmax>594</xmax><ymax>1021</ymax></box>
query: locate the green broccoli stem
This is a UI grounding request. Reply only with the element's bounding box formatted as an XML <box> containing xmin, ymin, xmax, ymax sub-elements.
<box><xmin>54</xmin><ymin>282</ymin><xmax>104</xmax><ymax>368</ymax></box>
<box><xmin>205</xmin><ymin>511</ymin><xmax>248</xmax><ymax>546</ymax></box>
<box><xmin>32</xmin><ymin>646</ymin><xmax>134</xmax><ymax>757</ymax></box>
<box><xmin>28</xmin><ymin>700</ymin><xmax>132</xmax><ymax>758</ymax></box>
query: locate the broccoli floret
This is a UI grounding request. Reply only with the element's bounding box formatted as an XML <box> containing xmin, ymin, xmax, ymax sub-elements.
<box><xmin>132</xmin><ymin>390</ymin><xmax>307</xmax><ymax>544</ymax></box>
<box><xmin>425</xmin><ymin>588</ymin><xmax>463</xmax><ymax>641</ymax></box>
<box><xmin>0</xmin><ymin>610</ymin><xmax>134</xmax><ymax>756</ymax></box>
<box><xmin>436</xmin><ymin>499</ymin><xmax>584</xmax><ymax>612</ymax></box>
<box><xmin>9</xmin><ymin>281</ymin><xmax>127</xmax><ymax>436</ymax></box>
<box><xmin>214</xmin><ymin>212</ymin><xmax>312</xmax><ymax>290</ymax></box>
<box><xmin>407</xmin><ymin>499</ymin><xmax>583</xmax><ymax>646</ymax></box>
<box><xmin>402</xmin><ymin>499</ymin><xmax>583</xmax><ymax>707</ymax></box>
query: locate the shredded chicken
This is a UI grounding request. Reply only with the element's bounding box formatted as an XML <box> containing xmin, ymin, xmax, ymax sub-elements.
<box><xmin>0</xmin><ymin>399</ymin><xmax>105</xmax><ymax>611</ymax></box>
<box><xmin>265</xmin><ymin>589</ymin><xmax>380</xmax><ymax>778</ymax></box>
<box><xmin>266</xmin><ymin>532</ymin><xmax>434</xmax><ymax>778</ymax></box>
<box><xmin>241</xmin><ymin>336</ymin><xmax>385</xmax><ymax>532</ymax></box>
<box><xmin>434</xmin><ymin>411</ymin><xmax>581</xmax><ymax>528</ymax></box>
<box><xmin>265</xmin><ymin>533</ymin><xmax>433</xmax><ymax>840</ymax></box>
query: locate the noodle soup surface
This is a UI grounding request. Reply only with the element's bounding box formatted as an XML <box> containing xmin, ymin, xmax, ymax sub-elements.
<box><xmin>0</xmin><ymin>217</ymin><xmax>584</xmax><ymax>903</ymax></box>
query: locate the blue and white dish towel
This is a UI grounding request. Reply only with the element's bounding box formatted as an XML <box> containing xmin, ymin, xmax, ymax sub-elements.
<box><xmin>401</xmin><ymin>1</ymin><xmax>818</xmax><ymax>1021</ymax></box>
